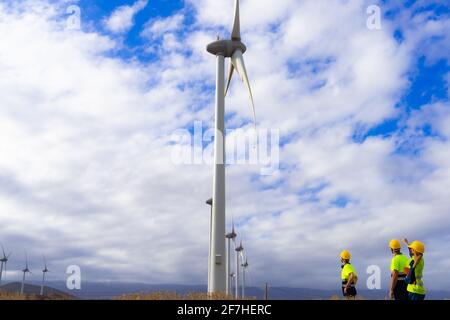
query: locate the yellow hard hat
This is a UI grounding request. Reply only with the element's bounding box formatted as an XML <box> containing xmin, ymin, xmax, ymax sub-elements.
<box><xmin>408</xmin><ymin>241</ymin><xmax>425</xmax><ymax>254</ymax></box>
<box><xmin>389</xmin><ymin>239</ymin><xmax>401</xmax><ymax>250</ymax></box>
<box><xmin>340</xmin><ymin>250</ymin><xmax>351</xmax><ymax>260</ymax></box>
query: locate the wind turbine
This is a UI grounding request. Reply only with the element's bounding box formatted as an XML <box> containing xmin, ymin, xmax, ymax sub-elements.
<box><xmin>225</xmin><ymin>221</ymin><xmax>237</xmax><ymax>296</ymax></box>
<box><xmin>241</xmin><ymin>256</ymin><xmax>249</xmax><ymax>299</ymax></box>
<box><xmin>235</xmin><ymin>240</ymin><xmax>244</xmax><ymax>299</ymax></box>
<box><xmin>206</xmin><ymin>0</ymin><xmax>255</xmax><ymax>294</ymax></box>
<box><xmin>40</xmin><ymin>255</ymin><xmax>49</xmax><ymax>296</ymax></box>
<box><xmin>0</xmin><ymin>244</ymin><xmax>12</xmax><ymax>286</ymax></box>
<box><xmin>20</xmin><ymin>251</ymin><xmax>32</xmax><ymax>295</ymax></box>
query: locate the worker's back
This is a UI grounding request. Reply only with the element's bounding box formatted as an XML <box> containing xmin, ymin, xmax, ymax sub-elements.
<box><xmin>391</xmin><ymin>253</ymin><xmax>409</xmax><ymax>277</ymax></box>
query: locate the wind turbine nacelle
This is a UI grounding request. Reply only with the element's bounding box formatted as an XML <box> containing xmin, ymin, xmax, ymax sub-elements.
<box><xmin>207</xmin><ymin>40</ymin><xmax>246</xmax><ymax>58</ymax></box>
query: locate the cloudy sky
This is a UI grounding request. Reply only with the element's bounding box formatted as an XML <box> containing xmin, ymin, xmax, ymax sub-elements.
<box><xmin>0</xmin><ymin>0</ymin><xmax>449</xmax><ymax>292</ymax></box>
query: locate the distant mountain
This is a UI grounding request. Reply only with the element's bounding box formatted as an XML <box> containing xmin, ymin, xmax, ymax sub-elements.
<box><xmin>2</xmin><ymin>281</ymin><xmax>449</xmax><ymax>300</ymax></box>
<box><xmin>0</xmin><ymin>282</ymin><xmax>75</xmax><ymax>299</ymax></box>
<box><xmin>18</xmin><ymin>281</ymin><xmax>450</xmax><ymax>300</ymax></box>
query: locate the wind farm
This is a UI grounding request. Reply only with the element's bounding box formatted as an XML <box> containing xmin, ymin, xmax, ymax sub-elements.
<box><xmin>206</xmin><ymin>0</ymin><xmax>255</xmax><ymax>295</ymax></box>
<box><xmin>1</xmin><ymin>0</ymin><xmax>450</xmax><ymax>308</ymax></box>
<box><xmin>0</xmin><ymin>0</ymin><xmax>257</xmax><ymax>302</ymax></box>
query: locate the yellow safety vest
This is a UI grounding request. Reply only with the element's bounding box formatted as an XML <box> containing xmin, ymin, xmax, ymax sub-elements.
<box><xmin>341</xmin><ymin>263</ymin><xmax>358</xmax><ymax>286</ymax></box>
<box><xmin>407</xmin><ymin>258</ymin><xmax>426</xmax><ymax>295</ymax></box>
<box><xmin>390</xmin><ymin>253</ymin><xmax>409</xmax><ymax>280</ymax></box>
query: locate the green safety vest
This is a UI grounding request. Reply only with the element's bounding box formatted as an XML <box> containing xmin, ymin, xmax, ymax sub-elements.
<box><xmin>390</xmin><ymin>253</ymin><xmax>409</xmax><ymax>279</ymax></box>
<box><xmin>407</xmin><ymin>257</ymin><xmax>426</xmax><ymax>295</ymax></box>
<box><xmin>341</xmin><ymin>263</ymin><xmax>358</xmax><ymax>285</ymax></box>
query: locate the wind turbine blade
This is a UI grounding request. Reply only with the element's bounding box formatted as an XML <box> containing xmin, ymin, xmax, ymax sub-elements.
<box><xmin>231</xmin><ymin>50</ymin><xmax>256</xmax><ymax>125</ymax></box>
<box><xmin>225</xmin><ymin>61</ymin><xmax>235</xmax><ymax>97</ymax></box>
<box><xmin>231</xmin><ymin>0</ymin><xmax>241</xmax><ymax>40</ymax></box>
<box><xmin>7</xmin><ymin>252</ymin><xmax>12</xmax><ymax>259</ymax></box>
<box><xmin>43</xmin><ymin>255</ymin><xmax>47</xmax><ymax>269</ymax></box>
<box><xmin>1</xmin><ymin>244</ymin><xmax>5</xmax><ymax>258</ymax></box>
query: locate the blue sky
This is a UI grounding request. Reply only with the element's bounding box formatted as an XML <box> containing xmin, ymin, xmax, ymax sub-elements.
<box><xmin>0</xmin><ymin>0</ymin><xmax>449</xmax><ymax>293</ymax></box>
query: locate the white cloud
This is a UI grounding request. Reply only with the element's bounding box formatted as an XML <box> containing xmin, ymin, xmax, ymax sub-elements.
<box><xmin>142</xmin><ymin>14</ymin><xmax>184</xmax><ymax>39</ymax></box>
<box><xmin>0</xmin><ymin>0</ymin><xmax>449</xmax><ymax>292</ymax></box>
<box><xmin>103</xmin><ymin>0</ymin><xmax>148</xmax><ymax>34</ymax></box>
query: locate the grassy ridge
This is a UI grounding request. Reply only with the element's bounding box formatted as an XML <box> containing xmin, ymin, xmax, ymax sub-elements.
<box><xmin>0</xmin><ymin>290</ymin><xmax>73</xmax><ymax>300</ymax></box>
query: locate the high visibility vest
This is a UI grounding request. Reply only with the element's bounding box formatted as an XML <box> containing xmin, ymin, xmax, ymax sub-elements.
<box><xmin>407</xmin><ymin>258</ymin><xmax>426</xmax><ymax>295</ymax></box>
<box><xmin>341</xmin><ymin>263</ymin><xmax>358</xmax><ymax>287</ymax></box>
<box><xmin>390</xmin><ymin>254</ymin><xmax>409</xmax><ymax>280</ymax></box>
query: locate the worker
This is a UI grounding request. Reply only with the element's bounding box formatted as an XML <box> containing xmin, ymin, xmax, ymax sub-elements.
<box><xmin>340</xmin><ymin>250</ymin><xmax>358</xmax><ymax>299</ymax></box>
<box><xmin>389</xmin><ymin>239</ymin><xmax>410</xmax><ymax>300</ymax></box>
<box><xmin>402</xmin><ymin>239</ymin><xmax>426</xmax><ymax>300</ymax></box>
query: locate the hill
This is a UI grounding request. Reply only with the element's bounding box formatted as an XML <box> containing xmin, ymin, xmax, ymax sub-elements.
<box><xmin>0</xmin><ymin>282</ymin><xmax>75</xmax><ymax>300</ymax></box>
<box><xmin>30</xmin><ymin>281</ymin><xmax>450</xmax><ymax>300</ymax></box>
<box><xmin>2</xmin><ymin>281</ymin><xmax>449</xmax><ymax>300</ymax></box>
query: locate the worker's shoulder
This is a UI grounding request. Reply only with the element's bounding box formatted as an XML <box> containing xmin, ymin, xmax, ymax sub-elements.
<box><xmin>343</xmin><ymin>263</ymin><xmax>356</xmax><ymax>273</ymax></box>
<box><xmin>393</xmin><ymin>253</ymin><xmax>409</xmax><ymax>263</ymax></box>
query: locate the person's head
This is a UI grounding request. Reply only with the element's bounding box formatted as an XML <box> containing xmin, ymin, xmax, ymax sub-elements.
<box><xmin>340</xmin><ymin>250</ymin><xmax>351</xmax><ymax>265</ymax></box>
<box><xmin>408</xmin><ymin>241</ymin><xmax>425</xmax><ymax>257</ymax></box>
<box><xmin>389</xmin><ymin>239</ymin><xmax>402</xmax><ymax>255</ymax></box>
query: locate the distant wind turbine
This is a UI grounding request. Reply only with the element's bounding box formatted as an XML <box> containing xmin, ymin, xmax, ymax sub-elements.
<box><xmin>241</xmin><ymin>256</ymin><xmax>249</xmax><ymax>299</ymax></box>
<box><xmin>40</xmin><ymin>255</ymin><xmax>49</xmax><ymax>296</ymax></box>
<box><xmin>225</xmin><ymin>221</ymin><xmax>237</xmax><ymax>296</ymax></box>
<box><xmin>206</xmin><ymin>198</ymin><xmax>213</xmax><ymax>292</ymax></box>
<box><xmin>20</xmin><ymin>251</ymin><xmax>32</xmax><ymax>295</ymax></box>
<box><xmin>206</xmin><ymin>0</ymin><xmax>256</xmax><ymax>294</ymax></box>
<box><xmin>235</xmin><ymin>240</ymin><xmax>244</xmax><ymax>299</ymax></box>
<box><xmin>0</xmin><ymin>244</ymin><xmax>12</xmax><ymax>286</ymax></box>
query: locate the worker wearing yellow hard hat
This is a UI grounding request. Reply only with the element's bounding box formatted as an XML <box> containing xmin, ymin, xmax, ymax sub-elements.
<box><xmin>340</xmin><ymin>250</ymin><xmax>358</xmax><ymax>299</ymax></box>
<box><xmin>388</xmin><ymin>239</ymin><xmax>410</xmax><ymax>300</ymax></box>
<box><xmin>402</xmin><ymin>238</ymin><xmax>426</xmax><ymax>300</ymax></box>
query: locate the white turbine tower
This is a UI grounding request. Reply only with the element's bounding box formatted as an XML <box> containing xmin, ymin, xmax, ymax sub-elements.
<box><xmin>206</xmin><ymin>0</ymin><xmax>255</xmax><ymax>294</ymax></box>
<box><xmin>0</xmin><ymin>244</ymin><xmax>12</xmax><ymax>286</ymax></box>
<box><xmin>20</xmin><ymin>251</ymin><xmax>32</xmax><ymax>295</ymax></box>
<box><xmin>40</xmin><ymin>255</ymin><xmax>49</xmax><ymax>296</ymax></box>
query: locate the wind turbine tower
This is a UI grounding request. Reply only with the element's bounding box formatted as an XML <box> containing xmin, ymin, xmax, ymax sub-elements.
<box><xmin>40</xmin><ymin>255</ymin><xmax>49</xmax><ymax>296</ymax></box>
<box><xmin>206</xmin><ymin>0</ymin><xmax>255</xmax><ymax>294</ymax></box>
<box><xmin>0</xmin><ymin>244</ymin><xmax>12</xmax><ymax>286</ymax></box>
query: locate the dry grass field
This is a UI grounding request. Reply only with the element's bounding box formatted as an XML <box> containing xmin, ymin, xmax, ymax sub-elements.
<box><xmin>1</xmin><ymin>289</ymin><xmax>255</xmax><ymax>300</ymax></box>
<box><xmin>114</xmin><ymin>292</ymin><xmax>256</xmax><ymax>300</ymax></box>
<box><xmin>0</xmin><ymin>290</ymin><xmax>73</xmax><ymax>300</ymax></box>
